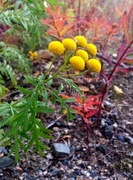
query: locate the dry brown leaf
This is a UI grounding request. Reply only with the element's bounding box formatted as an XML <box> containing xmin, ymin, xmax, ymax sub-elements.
<box><xmin>33</xmin><ymin>71</ymin><xmax>41</xmax><ymax>77</ymax></box>
<box><xmin>79</xmin><ymin>85</ymin><xmax>90</xmax><ymax>92</ymax></box>
<box><xmin>63</xmin><ymin>135</ymin><xmax>71</xmax><ymax>139</ymax></box>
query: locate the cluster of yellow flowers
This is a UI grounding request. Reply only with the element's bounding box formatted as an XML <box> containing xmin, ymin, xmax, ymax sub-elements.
<box><xmin>48</xmin><ymin>36</ymin><xmax>101</xmax><ymax>73</ymax></box>
<box><xmin>28</xmin><ymin>51</ymin><xmax>38</xmax><ymax>60</ymax></box>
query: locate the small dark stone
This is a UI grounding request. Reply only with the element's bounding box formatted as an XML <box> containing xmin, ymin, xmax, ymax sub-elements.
<box><xmin>57</xmin><ymin>170</ymin><xmax>64</xmax><ymax>178</ymax></box>
<box><xmin>21</xmin><ymin>173</ymin><xmax>36</xmax><ymax>180</ymax></box>
<box><xmin>0</xmin><ymin>156</ymin><xmax>14</xmax><ymax>168</ymax></box>
<box><xmin>96</xmin><ymin>144</ymin><xmax>106</xmax><ymax>155</ymax></box>
<box><xmin>70</xmin><ymin>146</ymin><xmax>76</xmax><ymax>152</ymax></box>
<box><xmin>97</xmin><ymin>177</ymin><xmax>102</xmax><ymax>180</ymax></box>
<box><xmin>69</xmin><ymin>178</ymin><xmax>75</xmax><ymax>180</ymax></box>
<box><xmin>90</xmin><ymin>171</ymin><xmax>98</xmax><ymax>178</ymax></box>
<box><xmin>98</xmin><ymin>159</ymin><xmax>106</xmax><ymax>166</ymax></box>
<box><xmin>105</xmin><ymin>118</ymin><xmax>111</xmax><ymax>125</ymax></box>
<box><xmin>51</xmin><ymin>168</ymin><xmax>58</xmax><ymax>176</ymax></box>
<box><xmin>71</xmin><ymin>157</ymin><xmax>77</xmax><ymax>161</ymax></box>
<box><xmin>91</xmin><ymin>115</ymin><xmax>97</xmax><ymax>122</ymax></box>
<box><xmin>52</xmin><ymin>143</ymin><xmax>70</xmax><ymax>158</ymax></box>
<box><xmin>102</xmin><ymin>125</ymin><xmax>114</xmax><ymax>139</ymax></box>
<box><xmin>117</xmin><ymin>134</ymin><xmax>125</xmax><ymax>142</ymax></box>
<box><xmin>55</xmin><ymin>121</ymin><xmax>62</xmax><ymax>127</ymax></box>
<box><xmin>0</xmin><ymin>147</ymin><xmax>5</xmax><ymax>154</ymax></box>
<box><xmin>74</xmin><ymin>169</ymin><xmax>81</xmax><ymax>175</ymax></box>
<box><xmin>80</xmin><ymin>163</ymin><xmax>87</xmax><ymax>168</ymax></box>
<box><xmin>70</xmin><ymin>172</ymin><xmax>77</xmax><ymax>178</ymax></box>
<box><xmin>124</xmin><ymin>136</ymin><xmax>133</xmax><ymax>144</ymax></box>
<box><xmin>109</xmin><ymin>111</ymin><xmax>118</xmax><ymax>120</ymax></box>
<box><xmin>62</xmin><ymin>159</ymin><xmax>68</xmax><ymax>166</ymax></box>
<box><xmin>106</xmin><ymin>155</ymin><xmax>113</xmax><ymax>162</ymax></box>
<box><xmin>0</xmin><ymin>147</ymin><xmax>8</xmax><ymax>155</ymax></box>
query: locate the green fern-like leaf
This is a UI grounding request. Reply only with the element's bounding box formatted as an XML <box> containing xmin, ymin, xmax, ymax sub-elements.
<box><xmin>0</xmin><ymin>42</ymin><xmax>30</xmax><ymax>73</ymax></box>
<box><xmin>0</xmin><ymin>60</ymin><xmax>17</xmax><ymax>86</ymax></box>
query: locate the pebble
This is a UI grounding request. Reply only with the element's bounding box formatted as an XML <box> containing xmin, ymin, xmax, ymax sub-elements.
<box><xmin>90</xmin><ymin>171</ymin><xmax>98</xmax><ymax>178</ymax></box>
<box><xmin>46</xmin><ymin>153</ymin><xmax>53</xmax><ymax>159</ymax></box>
<box><xmin>102</xmin><ymin>124</ymin><xmax>114</xmax><ymax>139</ymax></box>
<box><xmin>0</xmin><ymin>147</ymin><xmax>8</xmax><ymax>155</ymax></box>
<box><xmin>124</xmin><ymin>136</ymin><xmax>133</xmax><ymax>144</ymax></box>
<box><xmin>55</xmin><ymin>121</ymin><xmax>62</xmax><ymax>127</ymax></box>
<box><xmin>52</xmin><ymin>127</ymin><xmax>59</xmax><ymax>132</ymax></box>
<box><xmin>105</xmin><ymin>118</ymin><xmax>111</xmax><ymax>125</ymax></box>
<box><xmin>82</xmin><ymin>170</ymin><xmax>90</xmax><ymax>177</ymax></box>
<box><xmin>113</xmin><ymin>123</ymin><xmax>118</xmax><ymax>128</ymax></box>
<box><xmin>96</xmin><ymin>144</ymin><xmax>106</xmax><ymax>155</ymax></box>
<box><xmin>91</xmin><ymin>115</ymin><xmax>97</xmax><ymax>122</ymax></box>
<box><xmin>51</xmin><ymin>168</ymin><xmax>58</xmax><ymax>176</ymax></box>
<box><xmin>51</xmin><ymin>143</ymin><xmax>70</xmax><ymax>158</ymax></box>
<box><xmin>117</xmin><ymin>134</ymin><xmax>125</xmax><ymax>142</ymax></box>
<box><xmin>70</xmin><ymin>146</ymin><xmax>76</xmax><ymax>152</ymax></box>
<box><xmin>62</xmin><ymin>159</ymin><xmax>68</xmax><ymax>166</ymax></box>
<box><xmin>0</xmin><ymin>156</ymin><xmax>14</xmax><ymax>168</ymax></box>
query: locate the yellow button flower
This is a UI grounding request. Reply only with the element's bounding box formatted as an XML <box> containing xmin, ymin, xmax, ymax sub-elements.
<box><xmin>33</xmin><ymin>51</ymin><xmax>38</xmax><ymax>57</ymax></box>
<box><xmin>28</xmin><ymin>51</ymin><xmax>32</xmax><ymax>55</ymax></box>
<box><xmin>74</xmin><ymin>36</ymin><xmax>87</xmax><ymax>47</ymax></box>
<box><xmin>28</xmin><ymin>51</ymin><xmax>38</xmax><ymax>60</ymax></box>
<box><xmin>48</xmin><ymin>41</ymin><xmax>65</xmax><ymax>56</ymax></box>
<box><xmin>69</xmin><ymin>56</ymin><xmax>85</xmax><ymax>71</ymax></box>
<box><xmin>75</xmin><ymin>49</ymin><xmax>89</xmax><ymax>62</ymax></box>
<box><xmin>62</xmin><ymin>38</ymin><xmax>77</xmax><ymax>51</ymax></box>
<box><xmin>86</xmin><ymin>59</ymin><xmax>101</xmax><ymax>73</ymax></box>
<box><xmin>85</xmin><ymin>43</ymin><xmax>97</xmax><ymax>56</ymax></box>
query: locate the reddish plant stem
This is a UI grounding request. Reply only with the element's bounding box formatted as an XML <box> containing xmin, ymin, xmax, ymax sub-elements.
<box><xmin>97</xmin><ymin>40</ymin><xmax>133</xmax><ymax>125</ymax></box>
<box><xmin>85</xmin><ymin>123</ymin><xmax>91</xmax><ymax>155</ymax></box>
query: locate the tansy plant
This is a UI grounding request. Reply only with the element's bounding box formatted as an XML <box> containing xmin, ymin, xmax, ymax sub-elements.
<box><xmin>0</xmin><ymin>35</ymin><xmax>101</xmax><ymax>162</ymax></box>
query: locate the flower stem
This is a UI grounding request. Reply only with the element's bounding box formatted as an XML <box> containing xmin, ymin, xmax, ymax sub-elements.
<box><xmin>97</xmin><ymin>39</ymin><xmax>133</xmax><ymax>125</ymax></box>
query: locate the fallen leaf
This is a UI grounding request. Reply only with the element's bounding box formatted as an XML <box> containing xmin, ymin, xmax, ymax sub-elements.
<box><xmin>79</xmin><ymin>85</ymin><xmax>90</xmax><ymax>92</ymax></box>
<box><xmin>63</xmin><ymin>135</ymin><xmax>71</xmax><ymax>139</ymax></box>
<box><xmin>114</xmin><ymin>85</ymin><xmax>123</xmax><ymax>94</ymax></box>
<box><xmin>33</xmin><ymin>71</ymin><xmax>40</xmax><ymax>77</ymax></box>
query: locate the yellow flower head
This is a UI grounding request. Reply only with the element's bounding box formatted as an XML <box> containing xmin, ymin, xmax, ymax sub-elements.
<box><xmin>48</xmin><ymin>41</ymin><xmax>65</xmax><ymax>56</ymax></box>
<box><xmin>28</xmin><ymin>51</ymin><xmax>32</xmax><ymax>55</ymax></box>
<box><xmin>85</xmin><ymin>43</ymin><xmax>97</xmax><ymax>56</ymax></box>
<box><xmin>86</xmin><ymin>59</ymin><xmax>101</xmax><ymax>73</ymax></box>
<box><xmin>75</xmin><ymin>49</ymin><xmax>89</xmax><ymax>62</ymax></box>
<box><xmin>69</xmin><ymin>56</ymin><xmax>85</xmax><ymax>71</ymax></box>
<box><xmin>62</xmin><ymin>38</ymin><xmax>77</xmax><ymax>51</ymax></box>
<box><xmin>74</xmin><ymin>36</ymin><xmax>87</xmax><ymax>47</ymax></box>
<box><xmin>28</xmin><ymin>51</ymin><xmax>38</xmax><ymax>60</ymax></box>
<box><xmin>33</xmin><ymin>51</ymin><xmax>38</xmax><ymax>57</ymax></box>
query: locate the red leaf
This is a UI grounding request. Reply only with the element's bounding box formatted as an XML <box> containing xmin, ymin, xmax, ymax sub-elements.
<box><xmin>60</xmin><ymin>93</ymin><xmax>71</xmax><ymax>99</ymax></box>
<box><xmin>85</xmin><ymin>110</ymin><xmax>99</xmax><ymax>118</ymax></box>
<box><xmin>122</xmin><ymin>11</ymin><xmax>130</xmax><ymax>44</ymax></box>
<box><xmin>83</xmin><ymin>117</ymin><xmax>89</xmax><ymax>124</ymax></box>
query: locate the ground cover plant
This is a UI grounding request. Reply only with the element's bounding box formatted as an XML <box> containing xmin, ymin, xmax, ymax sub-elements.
<box><xmin>0</xmin><ymin>0</ymin><xmax>133</xmax><ymax>179</ymax></box>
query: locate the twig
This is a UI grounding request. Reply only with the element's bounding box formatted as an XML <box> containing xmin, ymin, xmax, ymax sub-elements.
<box><xmin>46</xmin><ymin>114</ymin><xmax>65</xmax><ymax>129</ymax></box>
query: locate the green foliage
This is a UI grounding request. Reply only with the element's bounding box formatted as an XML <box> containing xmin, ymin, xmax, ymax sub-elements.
<box><xmin>0</xmin><ymin>41</ymin><xmax>30</xmax><ymax>73</ymax></box>
<box><xmin>0</xmin><ymin>0</ymin><xmax>64</xmax><ymax>49</ymax></box>
<box><xmin>0</xmin><ymin>5</ymin><xmax>45</xmax><ymax>49</ymax></box>
<box><xmin>0</xmin><ymin>0</ymin><xmax>80</xmax><ymax>163</ymax></box>
<box><xmin>0</xmin><ymin>76</ymin><xmax>9</xmax><ymax>99</ymax></box>
<box><xmin>0</xmin><ymin>71</ymin><xmax>80</xmax><ymax>162</ymax></box>
<box><xmin>0</xmin><ymin>59</ymin><xmax>16</xmax><ymax>85</ymax></box>
<box><xmin>0</xmin><ymin>41</ymin><xmax>30</xmax><ymax>99</ymax></box>
<box><xmin>0</xmin><ymin>75</ymin><xmax>52</xmax><ymax>162</ymax></box>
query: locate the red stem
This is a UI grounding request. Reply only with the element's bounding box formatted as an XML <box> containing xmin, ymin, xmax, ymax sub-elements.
<box><xmin>97</xmin><ymin>39</ymin><xmax>133</xmax><ymax>125</ymax></box>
